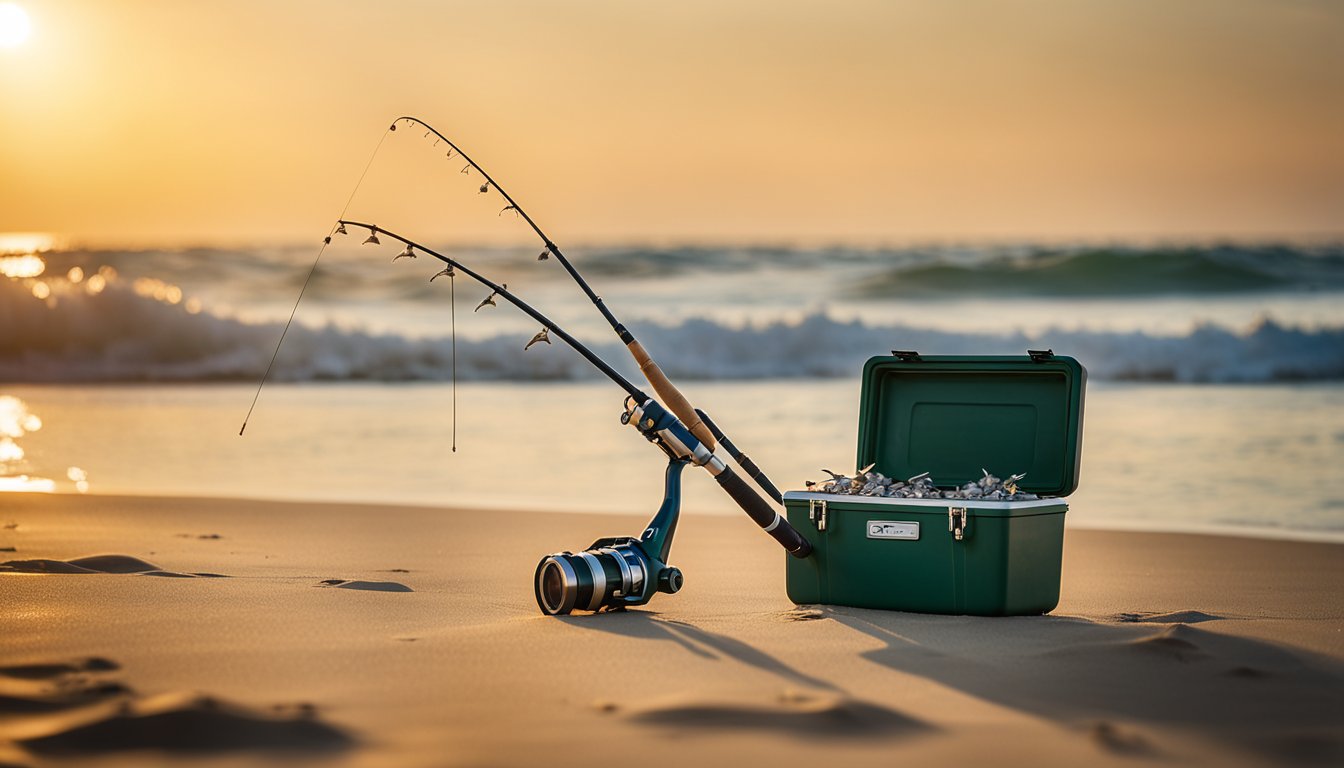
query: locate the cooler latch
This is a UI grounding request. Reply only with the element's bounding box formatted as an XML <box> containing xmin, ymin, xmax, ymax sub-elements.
<box><xmin>809</xmin><ymin>499</ymin><xmax>829</xmax><ymax>532</ymax></box>
<box><xmin>948</xmin><ymin>506</ymin><xmax>970</xmax><ymax>541</ymax></box>
<box><xmin>891</xmin><ymin>350</ymin><xmax>923</xmax><ymax>362</ymax></box>
<box><xmin>1028</xmin><ymin>348</ymin><xmax>1054</xmax><ymax>362</ymax></box>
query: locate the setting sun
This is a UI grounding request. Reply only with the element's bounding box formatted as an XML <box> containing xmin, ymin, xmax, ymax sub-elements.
<box><xmin>0</xmin><ymin>3</ymin><xmax>30</xmax><ymax>48</ymax></box>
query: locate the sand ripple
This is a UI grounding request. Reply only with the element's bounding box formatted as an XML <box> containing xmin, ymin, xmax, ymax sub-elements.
<box><xmin>627</xmin><ymin>691</ymin><xmax>931</xmax><ymax>739</ymax></box>
<box><xmin>0</xmin><ymin>658</ymin><xmax>118</xmax><ymax>680</ymax></box>
<box><xmin>0</xmin><ymin>658</ymin><xmax>129</xmax><ymax>720</ymax></box>
<box><xmin>0</xmin><ymin>658</ymin><xmax>353</xmax><ymax>757</ymax></box>
<box><xmin>20</xmin><ymin>692</ymin><xmax>353</xmax><ymax>755</ymax></box>
<box><xmin>0</xmin><ymin>555</ymin><xmax>226</xmax><ymax>578</ymax></box>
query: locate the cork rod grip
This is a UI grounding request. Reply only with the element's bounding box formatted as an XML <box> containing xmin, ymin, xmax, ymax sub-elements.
<box><xmin>626</xmin><ymin>339</ymin><xmax>717</xmax><ymax>451</ymax></box>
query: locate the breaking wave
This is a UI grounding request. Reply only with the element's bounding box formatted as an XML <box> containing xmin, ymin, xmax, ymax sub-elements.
<box><xmin>2</xmin><ymin>276</ymin><xmax>1341</xmax><ymax>384</ymax></box>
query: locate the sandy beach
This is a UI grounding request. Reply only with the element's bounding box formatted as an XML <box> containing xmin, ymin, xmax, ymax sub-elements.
<box><xmin>1</xmin><ymin>492</ymin><xmax>1340</xmax><ymax>767</ymax></box>
<box><xmin>4</xmin><ymin>2</ymin><xmax>1343</xmax><ymax>766</ymax></box>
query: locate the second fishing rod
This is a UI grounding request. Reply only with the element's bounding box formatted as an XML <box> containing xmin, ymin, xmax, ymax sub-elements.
<box><xmin>390</xmin><ymin>116</ymin><xmax>784</xmax><ymax>505</ymax></box>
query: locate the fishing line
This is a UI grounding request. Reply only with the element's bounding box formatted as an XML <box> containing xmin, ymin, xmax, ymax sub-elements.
<box><xmin>450</xmin><ymin>271</ymin><xmax>457</xmax><ymax>452</ymax></box>
<box><xmin>239</xmin><ymin>127</ymin><xmax>393</xmax><ymax>436</ymax></box>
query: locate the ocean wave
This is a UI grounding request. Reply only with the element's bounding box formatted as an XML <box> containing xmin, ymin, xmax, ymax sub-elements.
<box><xmin>855</xmin><ymin>244</ymin><xmax>1344</xmax><ymax>297</ymax></box>
<box><xmin>33</xmin><ymin>241</ymin><xmax>1344</xmax><ymax>300</ymax></box>
<box><xmin>2</xmin><ymin>276</ymin><xmax>1341</xmax><ymax>383</ymax></box>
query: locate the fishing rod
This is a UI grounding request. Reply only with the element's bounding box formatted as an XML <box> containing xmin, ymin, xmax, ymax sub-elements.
<box><xmin>338</xmin><ymin>220</ymin><xmax>812</xmax><ymax>616</ymax></box>
<box><xmin>389</xmin><ymin>116</ymin><xmax>784</xmax><ymax>504</ymax></box>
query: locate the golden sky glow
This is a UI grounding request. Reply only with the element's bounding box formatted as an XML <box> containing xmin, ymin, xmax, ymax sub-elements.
<box><xmin>0</xmin><ymin>0</ymin><xmax>1341</xmax><ymax>246</ymax></box>
<box><xmin>0</xmin><ymin>3</ymin><xmax>31</xmax><ymax>48</ymax></box>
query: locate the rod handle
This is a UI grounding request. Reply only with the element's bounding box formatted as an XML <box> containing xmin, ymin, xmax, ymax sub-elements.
<box><xmin>627</xmin><ymin>339</ymin><xmax>717</xmax><ymax>451</ymax></box>
<box><xmin>714</xmin><ymin>467</ymin><xmax>813</xmax><ymax>558</ymax></box>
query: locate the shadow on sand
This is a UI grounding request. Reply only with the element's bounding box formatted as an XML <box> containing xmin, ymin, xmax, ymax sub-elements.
<box><xmin>559</xmin><ymin>610</ymin><xmax>935</xmax><ymax>741</ymax></box>
<box><xmin>560</xmin><ymin>610</ymin><xmax>838</xmax><ymax>692</ymax></box>
<box><xmin>827</xmin><ymin>607</ymin><xmax>1344</xmax><ymax>764</ymax></box>
<box><xmin>556</xmin><ymin>605</ymin><xmax>1343</xmax><ymax>761</ymax></box>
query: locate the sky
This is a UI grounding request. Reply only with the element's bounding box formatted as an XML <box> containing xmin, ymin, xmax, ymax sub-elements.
<box><xmin>0</xmin><ymin>0</ymin><xmax>1341</xmax><ymax>247</ymax></box>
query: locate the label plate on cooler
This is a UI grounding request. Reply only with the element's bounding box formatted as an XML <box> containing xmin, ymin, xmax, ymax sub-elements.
<box><xmin>867</xmin><ymin>520</ymin><xmax>919</xmax><ymax>540</ymax></box>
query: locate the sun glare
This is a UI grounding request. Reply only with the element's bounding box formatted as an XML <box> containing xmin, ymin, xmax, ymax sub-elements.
<box><xmin>0</xmin><ymin>3</ymin><xmax>30</xmax><ymax>49</ymax></box>
<box><xmin>0</xmin><ymin>254</ymin><xmax>44</xmax><ymax>278</ymax></box>
<box><xmin>0</xmin><ymin>232</ymin><xmax>55</xmax><ymax>254</ymax></box>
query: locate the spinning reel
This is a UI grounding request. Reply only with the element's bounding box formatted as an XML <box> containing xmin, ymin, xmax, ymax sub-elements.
<box><xmin>534</xmin><ymin>399</ymin><xmax>709</xmax><ymax>615</ymax></box>
<box><xmin>534</xmin><ymin>460</ymin><xmax>687</xmax><ymax>615</ymax></box>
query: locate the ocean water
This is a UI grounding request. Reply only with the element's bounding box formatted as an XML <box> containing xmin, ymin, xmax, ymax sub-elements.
<box><xmin>2</xmin><ymin>241</ymin><xmax>1343</xmax><ymax>541</ymax></box>
<box><xmin>3</xmin><ymin>241</ymin><xmax>1343</xmax><ymax>383</ymax></box>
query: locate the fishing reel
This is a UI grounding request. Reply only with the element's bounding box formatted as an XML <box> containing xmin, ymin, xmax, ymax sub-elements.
<box><xmin>534</xmin><ymin>398</ymin><xmax>701</xmax><ymax>615</ymax></box>
<box><xmin>534</xmin><ymin>397</ymin><xmax>812</xmax><ymax>615</ymax></box>
<box><xmin>534</xmin><ymin>533</ymin><xmax>684</xmax><ymax>615</ymax></box>
<box><xmin>534</xmin><ymin>459</ymin><xmax>687</xmax><ymax>616</ymax></box>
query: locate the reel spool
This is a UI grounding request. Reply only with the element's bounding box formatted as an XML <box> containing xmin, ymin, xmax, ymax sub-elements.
<box><xmin>534</xmin><ymin>537</ymin><xmax>683</xmax><ymax>615</ymax></box>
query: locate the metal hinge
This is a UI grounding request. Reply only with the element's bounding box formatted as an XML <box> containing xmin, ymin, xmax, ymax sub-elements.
<box><xmin>1028</xmin><ymin>348</ymin><xmax>1054</xmax><ymax>362</ymax></box>
<box><xmin>892</xmin><ymin>350</ymin><xmax>923</xmax><ymax>362</ymax></box>
<box><xmin>948</xmin><ymin>506</ymin><xmax>970</xmax><ymax>541</ymax></box>
<box><xmin>809</xmin><ymin>498</ymin><xmax>829</xmax><ymax>532</ymax></box>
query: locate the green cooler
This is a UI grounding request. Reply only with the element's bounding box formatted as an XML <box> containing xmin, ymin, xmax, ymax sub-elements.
<box><xmin>783</xmin><ymin>351</ymin><xmax>1086</xmax><ymax>616</ymax></box>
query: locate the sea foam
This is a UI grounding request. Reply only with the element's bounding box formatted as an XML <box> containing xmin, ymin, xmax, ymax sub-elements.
<box><xmin>2</xmin><ymin>277</ymin><xmax>1341</xmax><ymax>383</ymax></box>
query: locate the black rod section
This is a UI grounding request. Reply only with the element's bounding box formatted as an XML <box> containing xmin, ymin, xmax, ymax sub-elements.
<box><xmin>695</xmin><ymin>409</ymin><xmax>783</xmax><ymax>505</ymax></box>
<box><xmin>391</xmin><ymin>117</ymin><xmax>630</xmax><ymax>339</ymax></box>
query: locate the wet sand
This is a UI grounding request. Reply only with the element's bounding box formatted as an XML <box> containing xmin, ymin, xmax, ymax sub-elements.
<box><xmin>1</xmin><ymin>492</ymin><xmax>1341</xmax><ymax>767</ymax></box>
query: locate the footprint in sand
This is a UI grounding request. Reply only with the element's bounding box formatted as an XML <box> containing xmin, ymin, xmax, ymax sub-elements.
<box><xmin>316</xmin><ymin>579</ymin><xmax>413</xmax><ymax>593</ymax></box>
<box><xmin>0</xmin><ymin>555</ymin><xmax>227</xmax><ymax>578</ymax></box>
<box><xmin>1115</xmin><ymin>610</ymin><xmax>1223</xmax><ymax>624</ymax></box>
<box><xmin>780</xmin><ymin>607</ymin><xmax>827</xmax><ymax>622</ymax></box>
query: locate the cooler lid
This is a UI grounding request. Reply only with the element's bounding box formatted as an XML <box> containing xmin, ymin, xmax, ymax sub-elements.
<box><xmin>857</xmin><ymin>351</ymin><xmax>1086</xmax><ymax>497</ymax></box>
